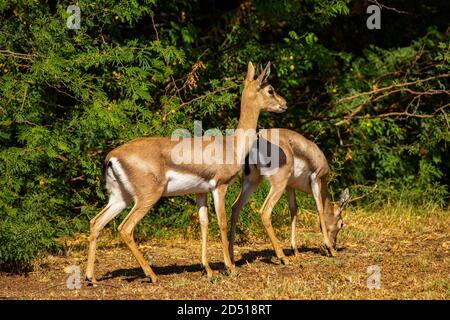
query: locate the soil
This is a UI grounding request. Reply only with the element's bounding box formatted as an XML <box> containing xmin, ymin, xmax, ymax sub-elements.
<box><xmin>0</xmin><ymin>208</ymin><xmax>449</xmax><ymax>300</ymax></box>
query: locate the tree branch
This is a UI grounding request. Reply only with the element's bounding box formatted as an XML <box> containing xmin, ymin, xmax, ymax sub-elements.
<box><xmin>0</xmin><ymin>49</ymin><xmax>36</xmax><ymax>60</ymax></box>
<box><xmin>338</xmin><ymin>74</ymin><xmax>450</xmax><ymax>103</ymax></box>
<box><xmin>368</xmin><ymin>0</ymin><xmax>413</xmax><ymax>15</ymax></box>
<box><xmin>150</xmin><ymin>15</ymin><xmax>160</xmax><ymax>42</ymax></box>
<box><xmin>343</xmin><ymin>103</ymin><xmax>449</xmax><ymax>121</ymax></box>
<box><xmin>176</xmin><ymin>84</ymin><xmax>238</xmax><ymax>109</ymax></box>
<box><xmin>372</xmin><ymin>88</ymin><xmax>449</xmax><ymax>103</ymax></box>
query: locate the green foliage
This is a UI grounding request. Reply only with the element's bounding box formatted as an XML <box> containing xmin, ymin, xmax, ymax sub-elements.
<box><xmin>0</xmin><ymin>215</ymin><xmax>58</xmax><ymax>272</ymax></box>
<box><xmin>0</xmin><ymin>0</ymin><xmax>448</xmax><ymax>271</ymax></box>
<box><xmin>329</xmin><ymin>29</ymin><xmax>450</xmax><ymax>207</ymax></box>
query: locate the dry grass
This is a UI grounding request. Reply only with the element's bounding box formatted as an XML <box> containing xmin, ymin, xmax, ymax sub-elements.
<box><xmin>0</xmin><ymin>206</ymin><xmax>448</xmax><ymax>300</ymax></box>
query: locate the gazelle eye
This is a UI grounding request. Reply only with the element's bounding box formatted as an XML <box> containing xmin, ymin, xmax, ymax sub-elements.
<box><xmin>267</xmin><ymin>88</ymin><xmax>274</xmax><ymax>95</ymax></box>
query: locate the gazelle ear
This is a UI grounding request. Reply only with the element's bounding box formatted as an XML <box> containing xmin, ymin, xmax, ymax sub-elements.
<box><xmin>246</xmin><ymin>61</ymin><xmax>256</xmax><ymax>82</ymax></box>
<box><xmin>336</xmin><ymin>188</ymin><xmax>350</xmax><ymax>216</ymax></box>
<box><xmin>256</xmin><ymin>63</ymin><xmax>263</xmax><ymax>77</ymax></box>
<box><xmin>256</xmin><ymin>61</ymin><xmax>271</xmax><ymax>87</ymax></box>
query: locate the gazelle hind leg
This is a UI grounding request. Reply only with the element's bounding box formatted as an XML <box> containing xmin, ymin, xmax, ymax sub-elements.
<box><xmin>286</xmin><ymin>187</ymin><xmax>298</xmax><ymax>256</ymax></box>
<box><xmin>85</xmin><ymin>195</ymin><xmax>128</xmax><ymax>284</ymax></box>
<box><xmin>118</xmin><ymin>186</ymin><xmax>163</xmax><ymax>283</ymax></box>
<box><xmin>196</xmin><ymin>193</ymin><xmax>213</xmax><ymax>278</ymax></box>
<box><xmin>260</xmin><ymin>186</ymin><xmax>289</xmax><ymax>264</ymax></box>
<box><xmin>229</xmin><ymin>172</ymin><xmax>262</xmax><ymax>263</ymax></box>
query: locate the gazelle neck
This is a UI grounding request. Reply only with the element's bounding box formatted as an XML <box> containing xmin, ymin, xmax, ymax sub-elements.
<box><xmin>234</xmin><ymin>94</ymin><xmax>260</xmax><ymax>164</ymax></box>
<box><xmin>237</xmin><ymin>99</ymin><xmax>260</xmax><ymax>131</ymax></box>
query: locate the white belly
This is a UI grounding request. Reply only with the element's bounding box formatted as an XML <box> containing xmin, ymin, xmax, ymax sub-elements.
<box><xmin>289</xmin><ymin>157</ymin><xmax>312</xmax><ymax>192</ymax></box>
<box><xmin>163</xmin><ymin>170</ymin><xmax>216</xmax><ymax>196</ymax></box>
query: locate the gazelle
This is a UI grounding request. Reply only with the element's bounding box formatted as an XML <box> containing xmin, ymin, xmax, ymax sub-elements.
<box><xmin>85</xmin><ymin>62</ymin><xmax>287</xmax><ymax>284</ymax></box>
<box><xmin>229</xmin><ymin>128</ymin><xmax>350</xmax><ymax>264</ymax></box>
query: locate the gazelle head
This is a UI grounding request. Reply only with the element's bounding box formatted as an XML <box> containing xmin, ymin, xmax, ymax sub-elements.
<box><xmin>323</xmin><ymin>188</ymin><xmax>350</xmax><ymax>249</ymax></box>
<box><xmin>243</xmin><ymin>61</ymin><xmax>287</xmax><ymax>113</ymax></box>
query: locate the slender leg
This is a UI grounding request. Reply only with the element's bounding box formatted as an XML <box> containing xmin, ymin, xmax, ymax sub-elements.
<box><xmin>212</xmin><ymin>184</ymin><xmax>235</xmax><ymax>274</ymax></box>
<box><xmin>260</xmin><ymin>186</ymin><xmax>289</xmax><ymax>264</ymax></box>
<box><xmin>286</xmin><ymin>187</ymin><xmax>298</xmax><ymax>256</ymax></box>
<box><xmin>310</xmin><ymin>175</ymin><xmax>336</xmax><ymax>256</ymax></box>
<box><xmin>85</xmin><ymin>198</ymin><xmax>127</xmax><ymax>284</ymax></box>
<box><xmin>118</xmin><ymin>189</ymin><xmax>163</xmax><ymax>283</ymax></box>
<box><xmin>196</xmin><ymin>193</ymin><xmax>213</xmax><ymax>277</ymax></box>
<box><xmin>229</xmin><ymin>173</ymin><xmax>262</xmax><ymax>263</ymax></box>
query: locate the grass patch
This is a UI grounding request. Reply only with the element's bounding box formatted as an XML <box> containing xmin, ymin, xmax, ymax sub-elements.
<box><xmin>0</xmin><ymin>205</ymin><xmax>448</xmax><ymax>299</ymax></box>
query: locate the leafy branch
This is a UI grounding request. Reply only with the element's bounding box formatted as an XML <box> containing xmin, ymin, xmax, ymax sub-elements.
<box><xmin>338</xmin><ymin>74</ymin><xmax>450</xmax><ymax>104</ymax></box>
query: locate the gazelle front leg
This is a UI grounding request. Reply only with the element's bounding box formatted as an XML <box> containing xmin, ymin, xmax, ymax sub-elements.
<box><xmin>286</xmin><ymin>187</ymin><xmax>298</xmax><ymax>256</ymax></box>
<box><xmin>310</xmin><ymin>174</ymin><xmax>336</xmax><ymax>257</ymax></box>
<box><xmin>196</xmin><ymin>193</ymin><xmax>213</xmax><ymax>278</ymax></box>
<box><xmin>212</xmin><ymin>184</ymin><xmax>236</xmax><ymax>274</ymax></box>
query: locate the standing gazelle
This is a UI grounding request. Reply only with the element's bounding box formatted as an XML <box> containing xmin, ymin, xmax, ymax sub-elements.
<box><xmin>85</xmin><ymin>62</ymin><xmax>287</xmax><ymax>284</ymax></box>
<box><xmin>229</xmin><ymin>129</ymin><xmax>350</xmax><ymax>264</ymax></box>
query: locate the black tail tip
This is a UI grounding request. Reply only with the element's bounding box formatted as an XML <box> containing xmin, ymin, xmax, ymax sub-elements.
<box><xmin>101</xmin><ymin>160</ymin><xmax>111</xmax><ymax>184</ymax></box>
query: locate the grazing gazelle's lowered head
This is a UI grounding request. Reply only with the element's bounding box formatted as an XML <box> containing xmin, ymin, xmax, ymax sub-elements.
<box><xmin>85</xmin><ymin>61</ymin><xmax>287</xmax><ymax>285</ymax></box>
<box><xmin>321</xmin><ymin>188</ymin><xmax>350</xmax><ymax>249</ymax></box>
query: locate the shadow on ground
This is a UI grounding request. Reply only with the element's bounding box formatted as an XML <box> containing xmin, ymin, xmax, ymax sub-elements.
<box><xmin>99</xmin><ymin>245</ymin><xmax>331</xmax><ymax>282</ymax></box>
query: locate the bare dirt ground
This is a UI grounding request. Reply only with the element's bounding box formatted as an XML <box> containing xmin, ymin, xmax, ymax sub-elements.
<box><xmin>0</xmin><ymin>207</ymin><xmax>449</xmax><ymax>299</ymax></box>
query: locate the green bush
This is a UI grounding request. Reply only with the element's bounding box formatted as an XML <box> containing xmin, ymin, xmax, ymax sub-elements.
<box><xmin>0</xmin><ymin>216</ymin><xmax>58</xmax><ymax>272</ymax></box>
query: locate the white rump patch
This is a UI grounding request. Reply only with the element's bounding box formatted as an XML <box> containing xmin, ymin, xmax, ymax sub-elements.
<box><xmin>105</xmin><ymin>157</ymin><xmax>135</xmax><ymax>200</ymax></box>
<box><xmin>163</xmin><ymin>170</ymin><xmax>216</xmax><ymax>196</ymax></box>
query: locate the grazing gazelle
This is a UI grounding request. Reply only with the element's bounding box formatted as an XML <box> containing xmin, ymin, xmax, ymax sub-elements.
<box><xmin>229</xmin><ymin>128</ymin><xmax>350</xmax><ymax>264</ymax></box>
<box><xmin>85</xmin><ymin>62</ymin><xmax>287</xmax><ymax>284</ymax></box>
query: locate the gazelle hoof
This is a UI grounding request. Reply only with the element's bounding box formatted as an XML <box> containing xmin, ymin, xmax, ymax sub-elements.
<box><xmin>320</xmin><ymin>244</ymin><xmax>337</xmax><ymax>257</ymax></box>
<box><xmin>327</xmin><ymin>247</ymin><xmax>338</xmax><ymax>257</ymax></box>
<box><xmin>221</xmin><ymin>266</ymin><xmax>236</xmax><ymax>277</ymax></box>
<box><xmin>270</xmin><ymin>256</ymin><xmax>289</xmax><ymax>265</ymax></box>
<box><xmin>142</xmin><ymin>275</ymin><xmax>158</xmax><ymax>284</ymax></box>
<box><xmin>202</xmin><ymin>267</ymin><xmax>214</xmax><ymax>278</ymax></box>
<box><xmin>85</xmin><ymin>277</ymin><xmax>97</xmax><ymax>287</ymax></box>
<box><xmin>280</xmin><ymin>256</ymin><xmax>290</xmax><ymax>265</ymax></box>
